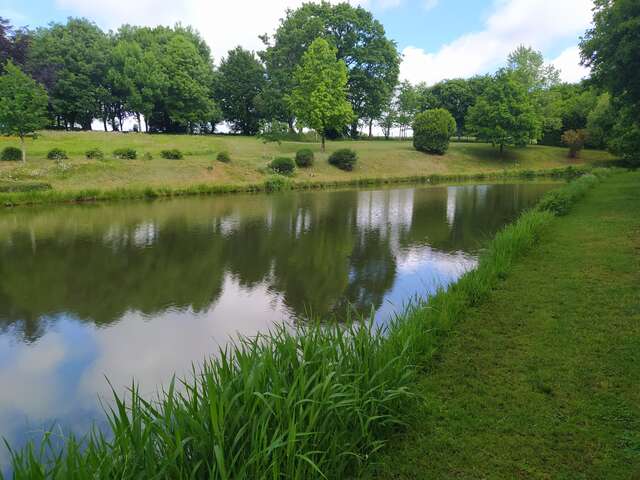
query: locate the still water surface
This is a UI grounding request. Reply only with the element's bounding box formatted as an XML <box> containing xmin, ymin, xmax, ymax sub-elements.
<box><xmin>0</xmin><ymin>182</ymin><xmax>557</xmax><ymax>462</ymax></box>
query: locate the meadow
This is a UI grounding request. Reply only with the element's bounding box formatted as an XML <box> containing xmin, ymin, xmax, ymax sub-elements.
<box><xmin>0</xmin><ymin>131</ymin><xmax>615</xmax><ymax>198</ymax></box>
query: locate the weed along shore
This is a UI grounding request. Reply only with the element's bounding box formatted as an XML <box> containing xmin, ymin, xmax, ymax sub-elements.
<box><xmin>3</xmin><ymin>169</ymin><xmax>623</xmax><ymax>478</ymax></box>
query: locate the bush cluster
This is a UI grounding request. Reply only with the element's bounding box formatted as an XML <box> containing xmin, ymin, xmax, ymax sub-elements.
<box><xmin>85</xmin><ymin>148</ymin><xmax>104</xmax><ymax>160</ymax></box>
<box><xmin>47</xmin><ymin>148</ymin><xmax>68</xmax><ymax>160</ymax></box>
<box><xmin>412</xmin><ymin>108</ymin><xmax>457</xmax><ymax>155</ymax></box>
<box><xmin>1</xmin><ymin>146</ymin><xmax>22</xmax><ymax>161</ymax></box>
<box><xmin>269</xmin><ymin>156</ymin><xmax>296</xmax><ymax>175</ymax></box>
<box><xmin>0</xmin><ymin>181</ymin><xmax>52</xmax><ymax>192</ymax></box>
<box><xmin>160</xmin><ymin>149</ymin><xmax>183</xmax><ymax>159</ymax></box>
<box><xmin>113</xmin><ymin>148</ymin><xmax>137</xmax><ymax>159</ymax></box>
<box><xmin>217</xmin><ymin>151</ymin><xmax>231</xmax><ymax>163</ymax></box>
<box><xmin>328</xmin><ymin>148</ymin><xmax>357</xmax><ymax>171</ymax></box>
<box><xmin>295</xmin><ymin>148</ymin><xmax>314</xmax><ymax>167</ymax></box>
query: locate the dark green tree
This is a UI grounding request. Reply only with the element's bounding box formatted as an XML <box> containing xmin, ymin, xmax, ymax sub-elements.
<box><xmin>260</xmin><ymin>2</ymin><xmax>399</xmax><ymax>136</ymax></box>
<box><xmin>214</xmin><ymin>47</ymin><xmax>266</xmax><ymax>135</ymax></box>
<box><xmin>429</xmin><ymin>79</ymin><xmax>475</xmax><ymax>137</ymax></box>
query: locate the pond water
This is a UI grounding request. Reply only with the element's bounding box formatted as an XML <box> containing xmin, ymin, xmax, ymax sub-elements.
<box><xmin>0</xmin><ymin>181</ymin><xmax>557</xmax><ymax>464</ymax></box>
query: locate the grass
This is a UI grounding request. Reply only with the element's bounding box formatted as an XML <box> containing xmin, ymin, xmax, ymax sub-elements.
<box><xmin>0</xmin><ymin>131</ymin><xmax>616</xmax><ymax>206</ymax></box>
<box><xmin>368</xmin><ymin>170</ymin><xmax>640</xmax><ymax>479</ymax></box>
<box><xmin>3</xmin><ymin>167</ymin><xmax>617</xmax><ymax>478</ymax></box>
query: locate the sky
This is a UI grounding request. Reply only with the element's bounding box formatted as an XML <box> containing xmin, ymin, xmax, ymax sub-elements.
<box><xmin>1</xmin><ymin>0</ymin><xmax>594</xmax><ymax>85</ymax></box>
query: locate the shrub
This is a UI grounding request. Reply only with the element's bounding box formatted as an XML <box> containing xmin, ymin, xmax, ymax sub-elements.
<box><xmin>269</xmin><ymin>156</ymin><xmax>296</xmax><ymax>175</ymax></box>
<box><xmin>217</xmin><ymin>151</ymin><xmax>231</xmax><ymax>163</ymax></box>
<box><xmin>160</xmin><ymin>149</ymin><xmax>183</xmax><ymax>159</ymax></box>
<box><xmin>1</xmin><ymin>146</ymin><xmax>22</xmax><ymax>161</ymax></box>
<box><xmin>85</xmin><ymin>148</ymin><xmax>104</xmax><ymax>160</ymax></box>
<box><xmin>561</xmin><ymin>129</ymin><xmax>588</xmax><ymax>158</ymax></box>
<box><xmin>295</xmin><ymin>148</ymin><xmax>315</xmax><ymax>167</ymax></box>
<box><xmin>264</xmin><ymin>174</ymin><xmax>293</xmax><ymax>192</ymax></box>
<box><xmin>412</xmin><ymin>108</ymin><xmax>457</xmax><ymax>154</ymax></box>
<box><xmin>47</xmin><ymin>148</ymin><xmax>68</xmax><ymax>160</ymax></box>
<box><xmin>328</xmin><ymin>148</ymin><xmax>357</xmax><ymax>171</ymax></box>
<box><xmin>113</xmin><ymin>148</ymin><xmax>137</xmax><ymax>160</ymax></box>
<box><xmin>143</xmin><ymin>152</ymin><xmax>153</xmax><ymax>160</ymax></box>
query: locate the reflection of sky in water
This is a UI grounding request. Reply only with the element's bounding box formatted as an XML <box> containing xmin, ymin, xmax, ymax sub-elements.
<box><xmin>0</xmin><ymin>182</ymin><xmax>558</xmax><ymax>468</ymax></box>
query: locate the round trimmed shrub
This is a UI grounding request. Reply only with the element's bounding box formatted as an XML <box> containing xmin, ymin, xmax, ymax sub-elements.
<box><xmin>295</xmin><ymin>148</ymin><xmax>314</xmax><ymax>168</ymax></box>
<box><xmin>217</xmin><ymin>151</ymin><xmax>231</xmax><ymax>163</ymax></box>
<box><xmin>1</xmin><ymin>146</ymin><xmax>22</xmax><ymax>161</ymax></box>
<box><xmin>328</xmin><ymin>148</ymin><xmax>358</xmax><ymax>171</ymax></box>
<box><xmin>412</xmin><ymin>108</ymin><xmax>456</xmax><ymax>155</ymax></box>
<box><xmin>160</xmin><ymin>149</ymin><xmax>183</xmax><ymax>159</ymax></box>
<box><xmin>270</xmin><ymin>156</ymin><xmax>296</xmax><ymax>175</ymax></box>
<box><xmin>85</xmin><ymin>148</ymin><xmax>104</xmax><ymax>160</ymax></box>
<box><xmin>113</xmin><ymin>148</ymin><xmax>137</xmax><ymax>159</ymax></box>
<box><xmin>47</xmin><ymin>148</ymin><xmax>68</xmax><ymax>160</ymax></box>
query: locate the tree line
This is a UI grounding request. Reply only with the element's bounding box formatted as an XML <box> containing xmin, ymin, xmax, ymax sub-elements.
<box><xmin>0</xmin><ymin>0</ymin><xmax>637</xmax><ymax>163</ymax></box>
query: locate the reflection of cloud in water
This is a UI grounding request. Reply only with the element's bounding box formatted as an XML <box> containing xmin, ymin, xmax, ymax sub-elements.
<box><xmin>0</xmin><ymin>274</ymin><xmax>291</xmax><ymax>465</ymax></box>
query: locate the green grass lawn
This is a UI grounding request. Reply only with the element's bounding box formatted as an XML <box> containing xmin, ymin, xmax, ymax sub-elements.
<box><xmin>0</xmin><ymin>131</ymin><xmax>615</xmax><ymax>192</ymax></box>
<box><xmin>368</xmin><ymin>172</ymin><xmax>640</xmax><ymax>479</ymax></box>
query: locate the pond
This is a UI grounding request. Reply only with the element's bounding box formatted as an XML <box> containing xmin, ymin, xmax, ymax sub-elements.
<box><xmin>0</xmin><ymin>181</ymin><xmax>557</xmax><ymax>464</ymax></box>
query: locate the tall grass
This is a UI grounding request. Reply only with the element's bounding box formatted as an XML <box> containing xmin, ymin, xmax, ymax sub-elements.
<box><xmin>2</xmin><ymin>171</ymin><xmax>612</xmax><ymax>479</ymax></box>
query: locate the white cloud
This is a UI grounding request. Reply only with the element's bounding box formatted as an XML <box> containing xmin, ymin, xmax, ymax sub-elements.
<box><xmin>423</xmin><ymin>0</ymin><xmax>438</xmax><ymax>11</ymax></box>
<box><xmin>400</xmin><ymin>0</ymin><xmax>594</xmax><ymax>85</ymax></box>
<box><xmin>551</xmin><ymin>45</ymin><xmax>590</xmax><ymax>83</ymax></box>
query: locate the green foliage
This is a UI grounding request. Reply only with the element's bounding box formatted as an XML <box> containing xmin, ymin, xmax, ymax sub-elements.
<box><xmin>586</xmin><ymin>93</ymin><xmax>616</xmax><ymax>149</ymax></box>
<box><xmin>85</xmin><ymin>147</ymin><xmax>104</xmax><ymax>160</ymax></box>
<box><xmin>329</xmin><ymin>148</ymin><xmax>358</xmax><ymax>171</ymax></box>
<box><xmin>506</xmin><ymin>45</ymin><xmax>560</xmax><ymax>92</ymax></box>
<box><xmin>46</xmin><ymin>147</ymin><xmax>68</xmax><ymax>160</ymax></box>
<box><xmin>466</xmin><ymin>70</ymin><xmax>542</xmax><ymax>152</ymax></box>
<box><xmin>214</xmin><ymin>47</ymin><xmax>265</xmax><ymax>135</ymax></box>
<box><xmin>160</xmin><ymin>149</ymin><xmax>183</xmax><ymax>159</ymax></box>
<box><xmin>269</xmin><ymin>156</ymin><xmax>296</xmax><ymax>175</ymax></box>
<box><xmin>289</xmin><ymin>38</ymin><xmax>353</xmax><ymax>151</ymax></box>
<box><xmin>561</xmin><ymin>129</ymin><xmax>588</xmax><ymax>158</ymax></box>
<box><xmin>143</xmin><ymin>152</ymin><xmax>153</xmax><ymax>160</ymax></box>
<box><xmin>412</xmin><ymin>109</ymin><xmax>457</xmax><ymax>155</ymax></box>
<box><xmin>113</xmin><ymin>148</ymin><xmax>137</xmax><ymax>159</ymax></box>
<box><xmin>536</xmin><ymin>173</ymin><xmax>600</xmax><ymax>215</ymax></box>
<box><xmin>263</xmin><ymin>174</ymin><xmax>292</xmax><ymax>192</ymax></box>
<box><xmin>295</xmin><ymin>148</ymin><xmax>315</xmax><ymax>167</ymax></box>
<box><xmin>216</xmin><ymin>151</ymin><xmax>231</xmax><ymax>163</ymax></box>
<box><xmin>0</xmin><ymin>62</ymin><xmax>48</xmax><ymax>162</ymax></box>
<box><xmin>260</xmin><ymin>2</ymin><xmax>400</xmax><ymax>133</ymax></box>
<box><xmin>428</xmin><ymin>79</ymin><xmax>476</xmax><ymax>136</ymax></box>
<box><xmin>1</xmin><ymin>146</ymin><xmax>22</xmax><ymax>161</ymax></box>
<box><xmin>0</xmin><ymin>181</ymin><xmax>52</xmax><ymax>192</ymax></box>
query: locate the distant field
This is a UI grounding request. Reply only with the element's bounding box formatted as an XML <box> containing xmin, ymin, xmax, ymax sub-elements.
<box><xmin>0</xmin><ymin>131</ymin><xmax>616</xmax><ymax>192</ymax></box>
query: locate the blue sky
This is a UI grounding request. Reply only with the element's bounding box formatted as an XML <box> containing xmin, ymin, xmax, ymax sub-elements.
<box><xmin>1</xmin><ymin>0</ymin><xmax>594</xmax><ymax>84</ymax></box>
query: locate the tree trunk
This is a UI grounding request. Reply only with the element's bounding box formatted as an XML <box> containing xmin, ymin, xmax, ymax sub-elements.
<box><xmin>368</xmin><ymin>119</ymin><xmax>373</xmax><ymax>138</ymax></box>
<box><xmin>499</xmin><ymin>143</ymin><xmax>504</xmax><ymax>154</ymax></box>
<box><xmin>137</xmin><ymin>113</ymin><xmax>142</xmax><ymax>133</ymax></box>
<box><xmin>20</xmin><ymin>135</ymin><xmax>26</xmax><ymax>162</ymax></box>
<box><xmin>321</xmin><ymin>134</ymin><xmax>326</xmax><ymax>152</ymax></box>
<box><xmin>103</xmin><ymin>118</ymin><xmax>108</xmax><ymax>132</ymax></box>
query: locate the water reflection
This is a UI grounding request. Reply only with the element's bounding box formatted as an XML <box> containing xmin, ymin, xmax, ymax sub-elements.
<box><xmin>0</xmin><ymin>182</ymin><xmax>557</xmax><ymax>464</ymax></box>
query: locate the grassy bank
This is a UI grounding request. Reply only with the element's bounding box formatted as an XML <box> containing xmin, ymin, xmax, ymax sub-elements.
<box><xmin>3</xmin><ymin>170</ymin><xmax>615</xmax><ymax>477</ymax></box>
<box><xmin>0</xmin><ymin>131</ymin><xmax>615</xmax><ymax>206</ymax></box>
<box><xmin>369</xmin><ymin>171</ymin><xmax>640</xmax><ymax>478</ymax></box>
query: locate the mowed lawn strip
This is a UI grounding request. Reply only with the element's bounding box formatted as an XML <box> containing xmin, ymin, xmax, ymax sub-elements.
<box><xmin>370</xmin><ymin>172</ymin><xmax>640</xmax><ymax>479</ymax></box>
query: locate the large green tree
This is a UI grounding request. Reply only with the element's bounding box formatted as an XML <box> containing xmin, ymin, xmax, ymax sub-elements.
<box><xmin>581</xmin><ymin>0</ymin><xmax>640</xmax><ymax>164</ymax></box>
<box><xmin>288</xmin><ymin>38</ymin><xmax>353</xmax><ymax>151</ymax></box>
<box><xmin>260</xmin><ymin>2</ymin><xmax>399</xmax><ymax>136</ymax></box>
<box><xmin>214</xmin><ymin>47</ymin><xmax>266</xmax><ymax>135</ymax></box>
<box><xmin>466</xmin><ymin>70</ymin><xmax>542</xmax><ymax>153</ymax></box>
<box><xmin>27</xmin><ymin>18</ymin><xmax>109</xmax><ymax>130</ymax></box>
<box><xmin>429</xmin><ymin>79</ymin><xmax>475</xmax><ymax>137</ymax></box>
<box><xmin>0</xmin><ymin>62</ymin><xmax>48</xmax><ymax>162</ymax></box>
<box><xmin>507</xmin><ymin>45</ymin><xmax>560</xmax><ymax>92</ymax></box>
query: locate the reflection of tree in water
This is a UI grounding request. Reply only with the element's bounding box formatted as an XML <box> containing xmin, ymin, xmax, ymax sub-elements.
<box><xmin>0</xmin><ymin>183</ymin><xmax>555</xmax><ymax>342</ymax></box>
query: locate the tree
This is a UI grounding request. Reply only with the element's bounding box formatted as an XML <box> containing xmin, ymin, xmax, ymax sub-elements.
<box><xmin>27</xmin><ymin>18</ymin><xmax>109</xmax><ymax>130</ymax></box>
<box><xmin>215</xmin><ymin>47</ymin><xmax>266</xmax><ymax>135</ymax></box>
<box><xmin>288</xmin><ymin>38</ymin><xmax>353</xmax><ymax>152</ymax></box>
<box><xmin>260</xmin><ymin>2</ymin><xmax>399</xmax><ymax>136</ymax></box>
<box><xmin>466</xmin><ymin>70</ymin><xmax>542</xmax><ymax>154</ymax></box>
<box><xmin>396</xmin><ymin>81</ymin><xmax>419</xmax><ymax>138</ymax></box>
<box><xmin>586</xmin><ymin>93</ymin><xmax>616</xmax><ymax>149</ymax></box>
<box><xmin>507</xmin><ymin>45</ymin><xmax>561</xmax><ymax>92</ymax></box>
<box><xmin>412</xmin><ymin>108</ymin><xmax>456</xmax><ymax>155</ymax></box>
<box><xmin>429</xmin><ymin>79</ymin><xmax>475</xmax><ymax>137</ymax></box>
<box><xmin>561</xmin><ymin>129</ymin><xmax>588</xmax><ymax>158</ymax></box>
<box><xmin>0</xmin><ymin>62</ymin><xmax>48</xmax><ymax>162</ymax></box>
<box><xmin>0</xmin><ymin>17</ymin><xmax>31</xmax><ymax>67</ymax></box>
